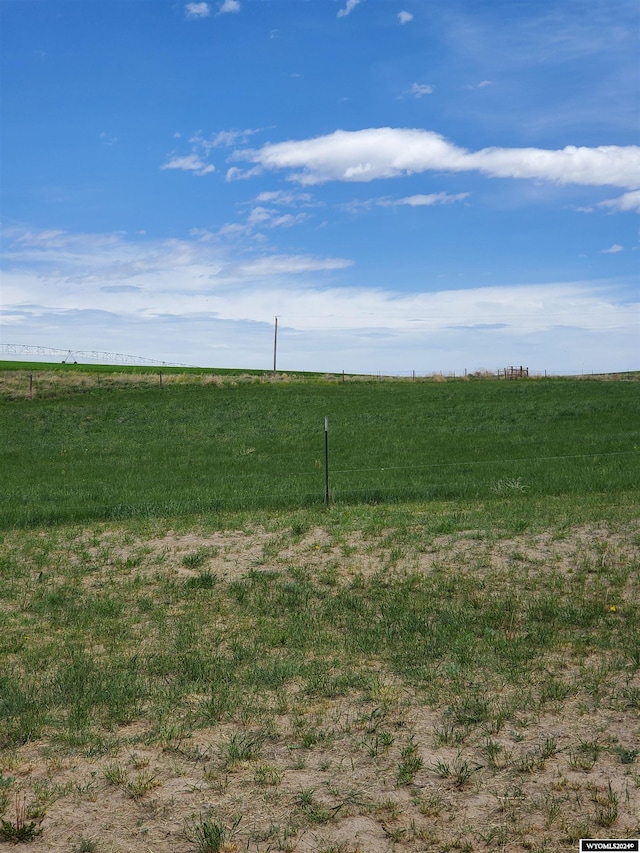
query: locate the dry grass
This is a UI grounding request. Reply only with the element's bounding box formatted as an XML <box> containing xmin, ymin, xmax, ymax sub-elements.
<box><xmin>1</xmin><ymin>517</ymin><xmax>638</xmax><ymax>851</ymax></box>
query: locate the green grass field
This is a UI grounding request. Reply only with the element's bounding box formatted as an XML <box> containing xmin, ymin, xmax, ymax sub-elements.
<box><xmin>1</xmin><ymin>369</ymin><xmax>638</xmax><ymax>527</ymax></box>
<box><xmin>0</xmin><ymin>366</ymin><xmax>638</xmax><ymax>852</ymax></box>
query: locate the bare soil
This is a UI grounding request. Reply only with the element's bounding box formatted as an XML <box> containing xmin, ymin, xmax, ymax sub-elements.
<box><xmin>1</xmin><ymin>524</ymin><xmax>639</xmax><ymax>852</ymax></box>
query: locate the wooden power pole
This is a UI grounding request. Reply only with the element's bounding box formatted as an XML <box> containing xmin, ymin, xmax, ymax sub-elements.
<box><xmin>273</xmin><ymin>316</ymin><xmax>278</xmax><ymax>375</ymax></box>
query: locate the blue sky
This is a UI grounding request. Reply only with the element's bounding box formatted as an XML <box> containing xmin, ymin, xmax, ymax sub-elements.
<box><xmin>1</xmin><ymin>0</ymin><xmax>639</xmax><ymax>373</ymax></box>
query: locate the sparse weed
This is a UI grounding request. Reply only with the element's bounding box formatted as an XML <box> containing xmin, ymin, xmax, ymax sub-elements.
<box><xmin>416</xmin><ymin>790</ymin><xmax>445</xmax><ymax>817</ymax></box>
<box><xmin>382</xmin><ymin>823</ymin><xmax>407</xmax><ymax>843</ymax></box>
<box><xmin>182</xmin><ymin>547</ymin><xmax>216</xmax><ymax>569</ymax></box>
<box><xmin>102</xmin><ymin>762</ymin><xmax>127</xmax><ymax>787</ymax></box>
<box><xmin>124</xmin><ymin>771</ymin><xmax>160</xmax><ymax>799</ymax></box>
<box><xmin>374</xmin><ymin>798</ymin><xmax>402</xmax><ymax>820</ymax></box>
<box><xmin>397</xmin><ymin>740</ymin><xmax>424</xmax><ymax>785</ymax></box>
<box><xmin>431</xmin><ymin>753</ymin><xmax>482</xmax><ymax>788</ymax></box>
<box><xmin>0</xmin><ymin>774</ymin><xmax>15</xmax><ymax>790</ymax></box>
<box><xmin>536</xmin><ymin>791</ymin><xmax>563</xmax><ymax>827</ymax></box>
<box><xmin>478</xmin><ymin>823</ymin><xmax>511</xmax><ymax>845</ymax></box>
<box><xmin>491</xmin><ymin>478</ymin><xmax>528</xmax><ymax>495</ymax></box>
<box><xmin>254</xmin><ymin>764</ymin><xmax>282</xmax><ymax>786</ymax></box>
<box><xmin>294</xmin><ymin>788</ymin><xmax>331</xmax><ymax>824</ymax></box>
<box><xmin>185</xmin><ymin>569</ymin><xmax>218</xmax><ymax>589</ymax></box>
<box><xmin>616</xmin><ymin>747</ymin><xmax>639</xmax><ymax>764</ymax></box>
<box><xmin>482</xmin><ymin>738</ymin><xmax>504</xmax><ymax>768</ymax></box>
<box><xmin>295</xmin><ymin>787</ymin><xmax>315</xmax><ymax>807</ymax></box>
<box><xmin>220</xmin><ymin>731</ymin><xmax>263</xmax><ymax>768</ymax></box>
<box><xmin>449</xmin><ymin>696</ymin><xmax>490</xmax><ymax>727</ymax></box>
<box><xmin>540</xmin><ymin>736</ymin><xmax>559</xmax><ymax>758</ymax></box>
<box><xmin>562</xmin><ymin>817</ymin><xmax>593</xmax><ymax>845</ymax></box>
<box><xmin>591</xmin><ymin>782</ymin><xmax>619</xmax><ymax>828</ymax></box>
<box><xmin>71</xmin><ymin>837</ymin><xmax>99</xmax><ymax>853</ymax></box>
<box><xmin>0</xmin><ymin>794</ymin><xmax>43</xmax><ymax>843</ymax></box>
<box><xmin>569</xmin><ymin>738</ymin><xmax>602</xmax><ymax>771</ymax></box>
<box><xmin>513</xmin><ymin>751</ymin><xmax>539</xmax><ymax>773</ymax></box>
<box><xmin>362</xmin><ymin>730</ymin><xmax>394</xmax><ymax>757</ymax></box>
<box><xmin>318</xmin><ymin>843</ymin><xmax>362</xmax><ymax>853</ymax></box>
<box><xmin>434</xmin><ymin>725</ymin><xmax>467</xmax><ymax>747</ymax></box>
<box><xmin>185</xmin><ymin>812</ymin><xmax>239</xmax><ymax>853</ymax></box>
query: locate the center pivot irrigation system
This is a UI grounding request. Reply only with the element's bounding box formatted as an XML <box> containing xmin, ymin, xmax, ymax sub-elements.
<box><xmin>0</xmin><ymin>344</ymin><xmax>194</xmax><ymax>367</ymax></box>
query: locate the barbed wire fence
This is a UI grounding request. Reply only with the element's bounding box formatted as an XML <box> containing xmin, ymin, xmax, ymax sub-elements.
<box><xmin>2</xmin><ymin>362</ymin><xmax>637</xmax><ymax>524</ymax></box>
<box><xmin>3</xmin><ymin>416</ymin><xmax>637</xmax><ymax>524</ymax></box>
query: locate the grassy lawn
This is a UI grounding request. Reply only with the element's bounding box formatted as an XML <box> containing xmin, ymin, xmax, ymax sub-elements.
<box><xmin>0</xmin><ymin>369</ymin><xmax>638</xmax><ymax>851</ymax></box>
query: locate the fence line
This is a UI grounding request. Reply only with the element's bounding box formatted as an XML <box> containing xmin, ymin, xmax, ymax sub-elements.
<box><xmin>26</xmin><ymin>449</ymin><xmax>639</xmax><ymax>482</ymax></box>
<box><xmin>332</xmin><ymin>449</ymin><xmax>638</xmax><ymax>475</ymax></box>
<box><xmin>3</xmin><ymin>446</ymin><xmax>638</xmax><ymax>527</ymax></box>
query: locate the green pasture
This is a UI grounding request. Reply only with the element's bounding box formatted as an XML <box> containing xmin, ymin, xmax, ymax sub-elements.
<box><xmin>1</xmin><ymin>371</ymin><xmax>638</xmax><ymax>527</ymax></box>
<box><xmin>0</xmin><ymin>367</ymin><xmax>639</xmax><ymax>848</ymax></box>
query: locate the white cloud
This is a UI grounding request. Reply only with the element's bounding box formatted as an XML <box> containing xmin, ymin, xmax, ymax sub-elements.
<box><xmin>255</xmin><ymin>190</ymin><xmax>316</xmax><ymax>207</ymax></box>
<box><xmin>398</xmin><ymin>11</ymin><xmax>413</xmax><ymax>24</ymax></box>
<box><xmin>601</xmin><ymin>244</ymin><xmax>624</xmax><ymax>253</ymax></box>
<box><xmin>218</xmin><ymin>0</ymin><xmax>240</xmax><ymax>13</ymax></box>
<box><xmin>384</xmin><ymin>192</ymin><xmax>470</xmax><ymax>207</ymax></box>
<box><xmin>195</xmin><ymin>129</ymin><xmax>259</xmax><ymax>150</ymax></box>
<box><xmin>2</xmin><ymin>226</ymin><xmax>638</xmax><ymax>373</ymax></box>
<box><xmin>161</xmin><ymin>154</ymin><xmax>215</xmax><ymax>176</ymax></box>
<box><xmin>185</xmin><ymin>2</ymin><xmax>210</xmax><ymax>19</ymax></box>
<box><xmin>246</xmin><ymin>207</ymin><xmax>308</xmax><ymax>229</ymax></box>
<box><xmin>99</xmin><ymin>131</ymin><xmax>117</xmax><ymax>146</ymax></box>
<box><xmin>337</xmin><ymin>0</ymin><xmax>362</xmax><ymax>18</ymax></box>
<box><xmin>411</xmin><ymin>83</ymin><xmax>434</xmax><ymax>98</ymax></box>
<box><xmin>345</xmin><ymin>192</ymin><xmax>470</xmax><ymax>212</ymax></box>
<box><xmin>225</xmin><ymin>165</ymin><xmax>262</xmax><ymax>181</ymax></box>
<box><xmin>597</xmin><ymin>190</ymin><xmax>640</xmax><ymax>213</ymax></box>
<box><xmin>215</xmin><ymin>254</ymin><xmax>353</xmax><ymax>278</ymax></box>
<box><xmin>162</xmin><ymin>129</ymin><xmax>262</xmax><ymax>179</ymax></box>
<box><xmin>237</xmin><ymin>127</ymin><xmax>640</xmax><ymax>189</ymax></box>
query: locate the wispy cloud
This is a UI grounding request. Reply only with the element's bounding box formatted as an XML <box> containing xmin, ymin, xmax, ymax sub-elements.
<box><xmin>601</xmin><ymin>244</ymin><xmax>624</xmax><ymax>253</ymax></box>
<box><xmin>255</xmin><ymin>190</ymin><xmax>318</xmax><ymax>207</ymax></box>
<box><xmin>1</xmin><ymin>227</ymin><xmax>351</xmax><ymax>294</ymax></box>
<box><xmin>99</xmin><ymin>131</ymin><xmax>118</xmax><ymax>146</ymax></box>
<box><xmin>345</xmin><ymin>192</ymin><xmax>470</xmax><ymax>212</ymax></box>
<box><xmin>163</xmin><ymin>128</ymin><xmax>260</xmax><ymax>176</ymax></box>
<box><xmin>382</xmin><ymin>193</ymin><xmax>470</xmax><ymax>207</ymax></box>
<box><xmin>410</xmin><ymin>83</ymin><xmax>434</xmax><ymax>98</ymax></box>
<box><xmin>246</xmin><ymin>207</ymin><xmax>308</xmax><ymax>229</ymax></box>
<box><xmin>214</xmin><ymin>254</ymin><xmax>352</xmax><ymax>278</ymax></box>
<box><xmin>236</xmin><ymin>127</ymin><xmax>640</xmax><ymax>189</ymax></box>
<box><xmin>161</xmin><ymin>154</ymin><xmax>215</xmax><ymax>176</ymax></box>
<box><xmin>398</xmin><ymin>11</ymin><xmax>413</xmax><ymax>25</ymax></box>
<box><xmin>197</xmin><ymin>191</ymin><xmax>319</xmax><ymax>239</ymax></box>
<box><xmin>466</xmin><ymin>80</ymin><xmax>493</xmax><ymax>90</ymax></box>
<box><xmin>192</xmin><ymin>128</ymin><xmax>260</xmax><ymax>152</ymax></box>
<box><xmin>597</xmin><ymin>190</ymin><xmax>640</xmax><ymax>214</ymax></box>
<box><xmin>337</xmin><ymin>0</ymin><xmax>362</xmax><ymax>19</ymax></box>
<box><xmin>218</xmin><ymin>0</ymin><xmax>240</xmax><ymax>14</ymax></box>
<box><xmin>184</xmin><ymin>2</ymin><xmax>210</xmax><ymax>19</ymax></box>
<box><xmin>3</xmin><ymin>226</ymin><xmax>637</xmax><ymax>372</ymax></box>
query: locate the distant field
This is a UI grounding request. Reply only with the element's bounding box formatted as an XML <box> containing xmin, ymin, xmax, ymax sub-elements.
<box><xmin>0</xmin><ymin>360</ymin><xmax>277</xmax><ymax>376</ymax></box>
<box><xmin>1</xmin><ymin>368</ymin><xmax>638</xmax><ymax>527</ymax></box>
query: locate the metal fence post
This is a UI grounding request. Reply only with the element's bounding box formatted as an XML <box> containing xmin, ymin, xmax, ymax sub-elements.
<box><xmin>324</xmin><ymin>416</ymin><xmax>330</xmax><ymax>506</ymax></box>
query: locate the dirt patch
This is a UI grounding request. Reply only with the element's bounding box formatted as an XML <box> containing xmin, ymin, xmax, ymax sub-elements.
<box><xmin>1</xmin><ymin>522</ymin><xmax>639</xmax><ymax>851</ymax></box>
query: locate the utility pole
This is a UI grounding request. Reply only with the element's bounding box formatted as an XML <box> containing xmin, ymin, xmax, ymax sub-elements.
<box><xmin>273</xmin><ymin>316</ymin><xmax>278</xmax><ymax>375</ymax></box>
